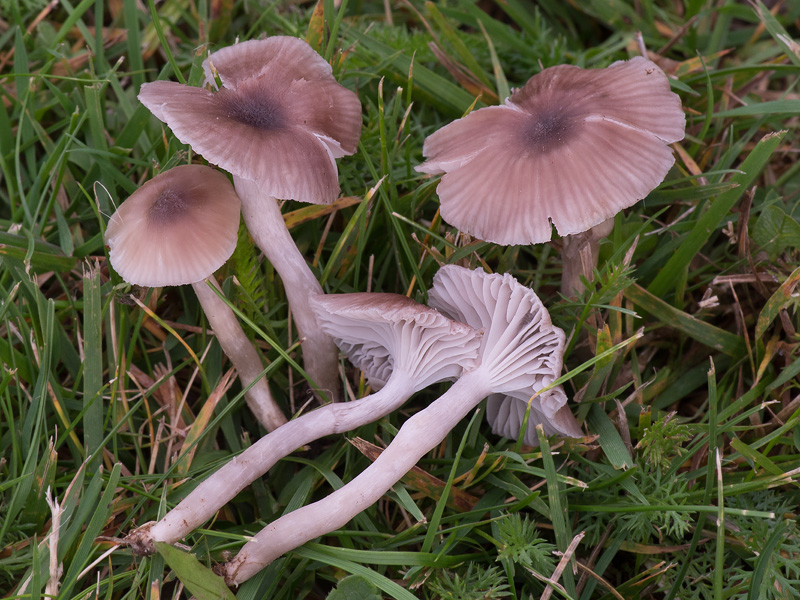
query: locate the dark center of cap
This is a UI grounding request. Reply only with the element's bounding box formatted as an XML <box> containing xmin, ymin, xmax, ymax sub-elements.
<box><xmin>520</xmin><ymin>109</ymin><xmax>575</xmax><ymax>155</ymax></box>
<box><xmin>149</xmin><ymin>188</ymin><xmax>188</xmax><ymax>224</ymax></box>
<box><xmin>221</xmin><ymin>88</ymin><xmax>286</xmax><ymax>131</ymax></box>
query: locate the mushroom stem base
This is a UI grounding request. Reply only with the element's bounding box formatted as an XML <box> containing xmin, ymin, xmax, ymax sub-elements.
<box><xmin>560</xmin><ymin>218</ymin><xmax>615</xmax><ymax>296</ymax></box>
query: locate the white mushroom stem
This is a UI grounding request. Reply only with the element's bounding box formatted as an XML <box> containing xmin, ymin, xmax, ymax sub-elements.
<box><xmin>191</xmin><ymin>278</ymin><xmax>287</xmax><ymax>432</ymax></box>
<box><xmin>221</xmin><ymin>371</ymin><xmax>493</xmax><ymax>586</ymax></box>
<box><xmin>220</xmin><ymin>266</ymin><xmax>571</xmax><ymax>584</ymax></box>
<box><xmin>560</xmin><ymin>217</ymin><xmax>615</xmax><ymax>296</ymax></box>
<box><xmin>234</xmin><ymin>176</ymin><xmax>341</xmax><ymax>402</ymax></box>
<box><xmin>126</xmin><ymin>375</ymin><xmax>417</xmax><ymax>554</ymax></box>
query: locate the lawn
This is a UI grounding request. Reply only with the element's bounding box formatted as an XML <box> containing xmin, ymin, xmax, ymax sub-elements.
<box><xmin>1</xmin><ymin>0</ymin><xmax>799</xmax><ymax>599</ymax></box>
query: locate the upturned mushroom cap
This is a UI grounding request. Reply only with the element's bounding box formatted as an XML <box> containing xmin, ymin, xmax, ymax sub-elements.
<box><xmin>428</xmin><ymin>265</ymin><xmax>580</xmax><ymax>444</ymax></box>
<box><xmin>416</xmin><ymin>56</ymin><xmax>686</xmax><ymax>245</ymax></box>
<box><xmin>310</xmin><ymin>292</ymin><xmax>482</xmax><ymax>390</ymax></box>
<box><xmin>138</xmin><ymin>37</ymin><xmax>362</xmax><ymax>205</ymax></box>
<box><xmin>486</xmin><ymin>390</ymin><xmax>582</xmax><ymax>446</ymax></box>
<box><xmin>105</xmin><ymin>165</ymin><xmax>240</xmax><ymax>287</ymax></box>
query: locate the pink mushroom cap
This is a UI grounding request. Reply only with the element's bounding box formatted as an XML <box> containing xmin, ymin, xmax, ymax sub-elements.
<box><xmin>138</xmin><ymin>36</ymin><xmax>362</xmax><ymax>205</ymax></box>
<box><xmin>417</xmin><ymin>56</ymin><xmax>686</xmax><ymax>245</ymax></box>
<box><xmin>105</xmin><ymin>165</ymin><xmax>241</xmax><ymax>287</ymax></box>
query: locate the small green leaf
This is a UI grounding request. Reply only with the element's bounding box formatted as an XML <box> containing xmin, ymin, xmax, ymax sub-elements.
<box><xmin>637</xmin><ymin>413</ymin><xmax>692</xmax><ymax>470</ymax></box>
<box><xmin>155</xmin><ymin>542</ymin><xmax>238</xmax><ymax>600</ymax></box>
<box><xmin>755</xmin><ymin>265</ymin><xmax>800</xmax><ymax>339</ymax></box>
<box><xmin>305</xmin><ymin>0</ymin><xmax>325</xmax><ymax>52</ymax></box>
<box><xmin>587</xmin><ymin>404</ymin><xmax>634</xmax><ymax>469</ymax></box>
<box><xmin>327</xmin><ymin>575</ymin><xmax>382</xmax><ymax>600</ymax></box>
<box><xmin>729</xmin><ymin>438</ymin><xmax>784</xmax><ymax>477</ymax></box>
<box><xmin>496</xmin><ymin>513</ymin><xmax>556</xmax><ymax>574</ymax></box>
<box><xmin>19</xmin><ymin>438</ymin><xmax>57</xmax><ymax>529</ymax></box>
<box><xmin>752</xmin><ymin>205</ymin><xmax>800</xmax><ymax>258</ymax></box>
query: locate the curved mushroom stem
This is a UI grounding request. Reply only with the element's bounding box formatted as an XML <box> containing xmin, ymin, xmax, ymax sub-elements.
<box><xmin>191</xmin><ymin>278</ymin><xmax>287</xmax><ymax>432</ymax></box>
<box><xmin>220</xmin><ymin>372</ymin><xmax>492</xmax><ymax>586</ymax></box>
<box><xmin>560</xmin><ymin>218</ymin><xmax>615</xmax><ymax>297</ymax></box>
<box><xmin>125</xmin><ymin>375</ymin><xmax>417</xmax><ymax>555</ymax></box>
<box><xmin>234</xmin><ymin>176</ymin><xmax>341</xmax><ymax>403</ymax></box>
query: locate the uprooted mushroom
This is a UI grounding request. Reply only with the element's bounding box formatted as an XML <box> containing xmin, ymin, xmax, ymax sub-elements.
<box><xmin>219</xmin><ymin>265</ymin><xmax>581</xmax><ymax>585</ymax></box>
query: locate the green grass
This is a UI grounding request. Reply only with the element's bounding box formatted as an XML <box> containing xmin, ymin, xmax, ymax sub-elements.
<box><xmin>1</xmin><ymin>0</ymin><xmax>800</xmax><ymax>598</ymax></box>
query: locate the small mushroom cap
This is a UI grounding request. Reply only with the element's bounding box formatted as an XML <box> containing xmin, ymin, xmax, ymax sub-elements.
<box><xmin>138</xmin><ymin>37</ymin><xmax>362</xmax><ymax>205</ymax></box>
<box><xmin>486</xmin><ymin>389</ymin><xmax>582</xmax><ymax>447</ymax></box>
<box><xmin>416</xmin><ymin>57</ymin><xmax>686</xmax><ymax>245</ymax></box>
<box><xmin>105</xmin><ymin>165</ymin><xmax>241</xmax><ymax>287</ymax></box>
<box><xmin>310</xmin><ymin>292</ymin><xmax>482</xmax><ymax>391</ymax></box>
<box><xmin>428</xmin><ymin>265</ymin><xmax>579</xmax><ymax>444</ymax></box>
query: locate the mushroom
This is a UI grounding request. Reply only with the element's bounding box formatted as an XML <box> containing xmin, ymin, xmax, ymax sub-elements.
<box><xmin>427</xmin><ymin>267</ymin><xmax>581</xmax><ymax>446</ymax></box>
<box><xmin>124</xmin><ymin>291</ymin><xmax>481</xmax><ymax>555</ymax></box>
<box><xmin>416</xmin><ymin>56</ymin><xmax>685</xmax><ymax>294</ymax></box>
<box><xmin>485</xmin><ymin>390</ymin><xmax>581</xmax><ymax>447</ymax></box>
<box><xmin>138</xmin><ymin>36</ymin><xmax>363</xmax><ymax>401</ymax></box>
<box><xmin>219</xmin><ymin>265</ymin><xmax>575</xmax><ymax>585</ymax></box>
<box><xmin>105</xmin><ymin>164</ymin><xmax>287</xmax><ymax>432</ymax></box>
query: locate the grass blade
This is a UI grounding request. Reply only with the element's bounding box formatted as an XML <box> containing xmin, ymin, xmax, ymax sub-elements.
<box><xmin>624</xmin><ymin>284</ymin><xmax>745</xmax><ymax>358</ymax></box>
<box><xmin>82</xmin><ymin>263</ymin><xmax>104</xmax><ymax>459</ymax></box>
